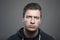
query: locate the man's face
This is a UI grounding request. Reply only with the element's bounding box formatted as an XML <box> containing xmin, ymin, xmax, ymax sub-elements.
<box><xmin>23</xmin><ymin>9</ymin><xmax>42</xmax><ymax>31</ymax></box>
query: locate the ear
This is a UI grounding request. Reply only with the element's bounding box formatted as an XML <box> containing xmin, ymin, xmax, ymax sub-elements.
<box><xmin>40</xmin><ymin>18</ymin><xmax>42</xmax><ymax>24</ymax></box>
<box><xmin>22</xmin><ymin>17</ymin><xmax>24</xmax><ymax>22</ymax></box>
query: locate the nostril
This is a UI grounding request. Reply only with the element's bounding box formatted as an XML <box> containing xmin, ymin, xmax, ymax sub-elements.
<box><xmin>30</xmin><ymin>22</ymin><xmax>35</xmax><ymax>24</ymax></box>
<box><xmin>30</xmin><ymin>18</ymin><xmax>35</xmax><ymax>24</ymax></box>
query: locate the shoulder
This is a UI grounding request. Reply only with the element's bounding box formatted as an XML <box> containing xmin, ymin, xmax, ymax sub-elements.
<box><xmin>7</xmin><ymin>28</ymin><xmax>24</xmax><ymax>40</ymax></box>
<box><xmin>40</xmin><ymin>29</ymin><xmax>55</xmax><ymax>40</ymax></box>
<box><xmin>40</xmin><ymin>30</ymin><xmax>55</xmax><ymax>40</ymax></box>
<box><xmin>7</xmin><ymin>34</ymin><xmax>20</xmax><ymax>40</ymax></box>
<box><xmin>42</xmin><ymin>33</ymin><xmax>54</xmax><ymax>40</ymax></box>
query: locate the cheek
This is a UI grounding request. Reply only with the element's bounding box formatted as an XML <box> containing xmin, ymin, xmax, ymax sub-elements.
<box><xmin>35</xmin><ymin>20</ymin><xmax>41</xmax><ymax>25</ymax></box>
<box><xmin>24</xmin><ymin>18</ymin><xmax>30</xmax><ymax>24</ymax></box>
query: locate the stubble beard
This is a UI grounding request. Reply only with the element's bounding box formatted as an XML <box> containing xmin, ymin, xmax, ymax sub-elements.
<box><xmin>24</xmin><ymin>26</ymin><xmax>39</xmax><ymax>38</ymax></box>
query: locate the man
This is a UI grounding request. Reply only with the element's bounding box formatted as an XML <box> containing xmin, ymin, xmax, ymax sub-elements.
<box><xmin>8</xmin><ymin>3</ymin><xmax>54</xmax><ymax>40</ymax></box>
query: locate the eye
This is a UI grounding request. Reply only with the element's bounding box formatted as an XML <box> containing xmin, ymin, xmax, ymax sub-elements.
<box><xmin>34</xmin><ymin>17</ymin><xmax>40</xmax><ymax>19</ymax></box>
<box><xmin>26</xmin><ymin>16</ymin><xmax>32</xmax><ymax>18</ymax></box>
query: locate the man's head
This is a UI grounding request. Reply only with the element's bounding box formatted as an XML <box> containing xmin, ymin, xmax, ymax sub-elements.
<box><xmin>22</xmin><ymin>3</ymin><xmax>42</xmax><ymax>31</ymax></box>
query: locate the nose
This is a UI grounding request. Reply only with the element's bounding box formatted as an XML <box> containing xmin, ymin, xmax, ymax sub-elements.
<box><xmin>30</xmin><ymin>18</ymin><xmax>35</xmax><ymax>24</ymax></box>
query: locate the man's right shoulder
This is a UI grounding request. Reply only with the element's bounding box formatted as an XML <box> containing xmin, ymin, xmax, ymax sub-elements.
<box><xmin>7</xmin><ymin>34</ymin><xmax>21</xmax><ymax>40</ymax></box>
<box><xmin>7</xmin><ymin>28</ymin><xmax>24</xmax><ymax>40</ymax></box>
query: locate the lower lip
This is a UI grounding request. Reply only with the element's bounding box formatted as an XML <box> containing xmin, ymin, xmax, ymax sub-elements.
<box><xmin>29</xmin><ymin>26</ymin><xmax>35</xmax><ymax>28</ymax></box>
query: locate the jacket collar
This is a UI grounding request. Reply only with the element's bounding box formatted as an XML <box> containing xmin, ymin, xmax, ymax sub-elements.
<box><xmin>17</xmin><ymin>27</ymin><xmax>44</xmax><ymax>39</ymax></box>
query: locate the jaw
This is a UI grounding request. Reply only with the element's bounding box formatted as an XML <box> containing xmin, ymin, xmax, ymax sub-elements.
<box><xmin>24</xmin><ymin>27</ymin><xmax>39</xmax><ymax>38</ymax></box>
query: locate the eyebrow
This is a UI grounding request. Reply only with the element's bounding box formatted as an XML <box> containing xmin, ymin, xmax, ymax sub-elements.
<box><xmin>27</xmin><ymin>15</ymin><xmax>32</xmax><ymax>17</ymax></box>
<box><xmin>34</xmin><ymin>16</ymin><xmax>39</xmax><ymax>18</ymax></box>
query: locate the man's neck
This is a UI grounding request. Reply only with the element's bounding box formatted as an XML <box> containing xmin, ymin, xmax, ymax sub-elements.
<box><xmin>24</xmin><ymin>27</ymin><xmax>38</xmax><ymax>38</ymax></box>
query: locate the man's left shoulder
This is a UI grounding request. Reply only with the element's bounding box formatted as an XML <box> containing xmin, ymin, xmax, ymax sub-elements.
<box><xmin>40</xmin><ymin>29</ymin><xmax>55</xmax><ymax>40</ymax></box>
<box><xmin>41</xmin><ymin>32</ymin><xmax>55</xmax><ymax>40</ymax></box>
<box><xmin>45</xmin><ymin>33</ymin><xmax>55</xmax><ymax>40</ymax></box>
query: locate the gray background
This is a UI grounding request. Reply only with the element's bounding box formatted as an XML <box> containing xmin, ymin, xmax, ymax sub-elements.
<box><xmin>0</xmin><ymin>0</ymin><xmax>60</xmax><ymax>40</ymax></box>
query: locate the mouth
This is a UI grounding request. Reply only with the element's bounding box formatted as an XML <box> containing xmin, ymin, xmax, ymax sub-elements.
<box><xmin>28</xmin><ymin>25</ymin><xmax>36</xmax><ymax>28</ymax></box>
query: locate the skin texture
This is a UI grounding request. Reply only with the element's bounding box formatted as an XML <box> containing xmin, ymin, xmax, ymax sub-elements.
<box><xmin>22</xmin><ymin>9</ymin><xmax>42</xmax><ymax>38</ymax></box>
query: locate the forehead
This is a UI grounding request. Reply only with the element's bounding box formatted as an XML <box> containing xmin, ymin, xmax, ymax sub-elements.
<box><xmin>25</xmin><ymin>9</ymin><xmax>40</xmax><ymax>17</ymax></box>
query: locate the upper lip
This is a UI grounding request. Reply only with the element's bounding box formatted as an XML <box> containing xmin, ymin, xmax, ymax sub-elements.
<box><xmin>29</xmin><ymin>25</ymin><xmax>35</xmax><ymax>27</ymax></box>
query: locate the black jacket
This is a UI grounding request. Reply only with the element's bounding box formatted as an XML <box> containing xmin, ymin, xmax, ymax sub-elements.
<box><xmin>8</xmin><ymin>27</ymin><xmax>54</xmax><ymax>40</ymax></box>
